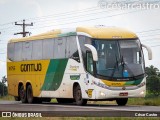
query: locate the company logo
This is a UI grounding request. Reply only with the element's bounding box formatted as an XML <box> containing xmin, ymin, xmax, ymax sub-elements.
<box><xmin>70</xmin><ymin>75</ymin><xmax>80</xmax><ymax>80</ymax></box>
<box><xmin>2</xmin><ymin>112</ymin><xmax>11</xmax><ymax>117</ymax></box>
<box><xmin>69</xmin><ymin>65</ymin><xmax>79</xmax><ymax>71</ymax></box>
<box><xmin>1</xmin><ymin>112</ymin><xmax>42</xmax><ymax>117</ymax></box>
<box><xmin>21</xmin><ymin>63</ymin><xmax>42</xmax><ymax>72</ymax></box>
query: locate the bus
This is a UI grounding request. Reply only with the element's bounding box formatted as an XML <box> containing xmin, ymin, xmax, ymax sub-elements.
<box><xmin>7</xmin><ymin>26</ymin><xmax>152</xmax><ymax>106</ymax></box>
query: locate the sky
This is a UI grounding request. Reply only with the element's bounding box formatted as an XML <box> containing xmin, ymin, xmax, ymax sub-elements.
<box><xmin>0</xmin><ymin>0</ymin><xmax>160</xmax><ymax>80</ymax></box>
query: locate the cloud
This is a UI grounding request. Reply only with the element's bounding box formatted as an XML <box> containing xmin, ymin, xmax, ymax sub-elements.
<box><xmin>0</xmin><ymin>61</ymin><xmax>6</xmax><ymax>80</ymax></box>
<box><xmin>27</xmin><ymin>0</ymin><xmax>43</xmax><ymax>17</ymax></box>
<box><xmin>0</xmin><ymin>0</ymin><xmax>8</xmax><ymax>5</ymax></box>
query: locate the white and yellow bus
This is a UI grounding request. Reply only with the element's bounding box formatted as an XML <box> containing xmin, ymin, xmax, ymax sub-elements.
<box><xmin>7</xmin><ymin>26</ymin><xmax>152</xmax><ymax>106</ymax></box>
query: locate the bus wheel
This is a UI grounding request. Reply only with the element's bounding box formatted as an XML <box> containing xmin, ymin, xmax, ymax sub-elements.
<box><xmin>116</xmin><ymin>98</ymin><xmax>128</xmax><ymax>106</ymax></box>
<box><xmin>27</xmin><ymin>85</ymin><xmax>34</xmax><ymax>104</ymax></box>
<box><xmin>19</xmin><ymin>85</ymin><xmax>27</xmax><ymax>103</ymax></box>
<box><xmin>74</xmin><ymin>85</ymin><xmax>87</xmax><ymax>106</ymax></box>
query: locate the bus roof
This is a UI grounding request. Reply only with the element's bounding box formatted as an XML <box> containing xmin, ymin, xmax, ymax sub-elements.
<box><xmin>9</xmin><ymin>26</ymin><xmax>137</xmax><ymax>43</ymax></box>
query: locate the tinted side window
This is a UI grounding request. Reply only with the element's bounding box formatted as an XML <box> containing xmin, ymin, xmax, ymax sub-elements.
<box><xmin>42</xmin><ymin>39</ymin><xmax>54</xmax><ymax>59</ymax></box>
<box><xmin>78</xmin><ymin>36</ymin><xmax>91</xmax><ymax>68</ymax></box>
<box><xmin>32</xmin><ymin>40</ymin><xmax>43</xmax><ymax>60</ymax></box>
<box><xmin>66</xmin><ymin>36</ymin><xmax>80</xmax><ymax>62</ymax></box>
<box><xmin>8</xmin><ymin>43</ymin><xmax>15</xmax><ymax>61</ymax></box>
<box><xmin>54</xmin><ymin>37</ymin><xmax>66</xmax><ymax>59</ymax></box>
<box><xmin>14</xmin><ymin>42</ymin><xmax>22</xmax><ymax>61</ymax></box>
<box><xmin>22</xmin><ymin>41</ymin><xmax>32</xmax><ymax>61</ymax></box>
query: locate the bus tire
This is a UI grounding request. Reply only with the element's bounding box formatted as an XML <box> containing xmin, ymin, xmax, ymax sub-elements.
<box><xmin>116</xmin><ymin>98</ymin><xmax>128</xmax><ymax>106</ymax></box>
<box><xmin>74</xmin><ymin>85</ymin><xmax>87</xmax><ymax>106</ymax></box>
<box><xmin>19</xmin><ymin>85</ymin><xmax>27</xmax><ymax>103</ymax></box>
<box><xmin>27</xmin><ymin>85</ymin><xmax>34</xmax><ymax>104</ymax></box>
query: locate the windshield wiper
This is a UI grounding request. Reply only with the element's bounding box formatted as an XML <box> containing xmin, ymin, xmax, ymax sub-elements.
<box><xmin>120</xmin><ymin>56</ymin><xmax>137</xmax><ymax>79</ymax></box>
<box><xmin>110</xmin><ymin>54</ymin><xmax>120</xmax><ymax>79</ymax></box>
<box><xmin>111</xmin><ymin>55</ymin><xmax>137</xmax><ymax>80</ymax></box>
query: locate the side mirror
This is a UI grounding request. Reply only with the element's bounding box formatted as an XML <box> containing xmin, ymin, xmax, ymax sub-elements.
<box><xmin>84</xmin><ymin>44</ymin><xmax>98</xmax><ymax>61</ymax></box>
<box><xmin>142</xmin><ymin>44</ymin><xmax>152</xmax><ymax>60</ymax></box>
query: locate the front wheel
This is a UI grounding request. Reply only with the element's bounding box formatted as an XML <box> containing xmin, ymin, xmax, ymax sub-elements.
<box><xmin>74</xmin><ymin>85</ymin><xmax>87</xmax><ymax>106</ymax></box>
<box><xmin>116</xmin><ymin>98</ymin><xmax>128</xmax><ymax>106</ymax></box>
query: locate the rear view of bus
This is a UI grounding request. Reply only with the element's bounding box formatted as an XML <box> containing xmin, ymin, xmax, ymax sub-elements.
<box><xmin>77</xmin><ymin>26</ymin><xmax>152</xmax><ymax>106</ymax></box>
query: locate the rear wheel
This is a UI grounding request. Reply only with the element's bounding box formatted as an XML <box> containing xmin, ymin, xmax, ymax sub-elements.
<box><xmin>116</xmin><ymin>98</ymin><xmax>128</xmax><ymax>106</ymax></box>
<box><xmin>74</xmin><ymin>85</ymin><xmax>87</xmax><ymax>106</ymax></box>
<box><xmin>27</xmin><ymin>85</ymin><xmax>34</xmax><ymax>104</ymax></box>
<box><xmin>19</xmin><ymin>85</ymin><xmax>27</xmax><ymax>103</ymax></box>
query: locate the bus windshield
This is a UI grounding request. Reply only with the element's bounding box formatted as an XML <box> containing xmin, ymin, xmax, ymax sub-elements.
<box><xmin>92</xmin><ymin>39</ymin><xmax>145</xmax><ymax>79</ymax></box>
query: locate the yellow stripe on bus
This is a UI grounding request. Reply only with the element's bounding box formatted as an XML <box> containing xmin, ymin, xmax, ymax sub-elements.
<box><xmin>101</xmin><ymin>80</ymin><xmax>126</xmax><ymax>87</ymax></box>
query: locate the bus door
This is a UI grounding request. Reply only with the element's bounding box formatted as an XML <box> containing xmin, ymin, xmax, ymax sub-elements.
<box><xmin>85</xmin><ymin>51</ymin><xmax>95</xmax><ymax>98</ymax></box>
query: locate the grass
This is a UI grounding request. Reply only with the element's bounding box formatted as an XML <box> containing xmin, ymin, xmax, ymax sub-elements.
<box><xmin>51</xmin><ymin>99</ymin><xmax>57</xmax><ymax>103</ymax></box>
<box><xmin>87</xmin><ymin>97</ymin><xmax>160</xmax><ymax>106</ymax></box>
<box><xmin>0</xmin><ymin>95</ymin><xmax>14</xmax><ymax>101</ymax></box>
<box><xmin>0</xmin><ymin>95</ymin><xmax>160</xmax><ymax>106</ymax></box>
<box><xmin>128</xmin><ymin>97</ymin><xmax>160</xmax><ymax>106</ymax></box>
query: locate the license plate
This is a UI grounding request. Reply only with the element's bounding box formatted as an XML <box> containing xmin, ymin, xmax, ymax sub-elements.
<box><xmin>119</xmin><ymin>92</ymin><xmax>128</xmax><ymax>96</ymax></box>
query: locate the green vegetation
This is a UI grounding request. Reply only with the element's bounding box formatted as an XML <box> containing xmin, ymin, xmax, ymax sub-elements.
<box><xmin>0</xmin><ymin>95</ymin><xmax>14</xmax><ymax>101</ymax></box>
<box><xmin>146</xmin><ymin>65</ymin><xmax>160</xmax><ymax>96</ymax></box>
<box><xmin>51</xmin><ymin>99</ymin><xmax>57</xmax><ymax>103</ymax></box>
<box><xmin>128</xmin><ymin>97</ymin><xmax>160</xmax><ymax>106</ymax></box>
<box><xmin>87</xmin><ymin>96</ymin><xmax>160</xmax><ymax>106</ymax></box>
<box><xmin>0</xmin><ymin>82</ymin><xmax>7</xmax><ymax>97</ymax></box>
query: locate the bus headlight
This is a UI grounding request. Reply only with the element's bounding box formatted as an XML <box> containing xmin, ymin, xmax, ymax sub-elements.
<box><xmin>100</xmin><ymin>91</ymin><xmax>105</xmax><ymax>96</ymax></box>
<box><xmin>140</xmin><ymin>91</ymin><xmax>145</xmax><ymax>95</ymax></box>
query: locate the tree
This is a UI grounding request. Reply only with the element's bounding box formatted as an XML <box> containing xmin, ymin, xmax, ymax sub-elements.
<box><xmin>145</xmin><ymin>65</ymin><xmax>159</xmax><ymax>76</ymax></box>
<box><xmin>0</xmin><ymin>76</ymin><xmax>8</xmax><ymax>97</ymax></box>
<box><xmin>0</xmin><ymin>82</ymin><xmax>8</xmax><ymax>96</ymax></box>
<box><xmin>147</xmin><ymin>75</ymin><xmax>160</xmax><ymax>96</ymax></box>
<box><xmin>158</xmin><ymin>72</ymin><xmax>160</xmax><ymax>77</ymax></box>
<box><xmin>146</xmin><ymin>65</ymin><xmax>160</xmax><ymax>96</ymax></box>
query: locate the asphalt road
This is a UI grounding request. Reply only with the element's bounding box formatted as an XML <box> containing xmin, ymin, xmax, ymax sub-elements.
<box><xmin>0</xmin><ymin>101</ymin><xmax>160</xmax><ymax>117</ymax></box>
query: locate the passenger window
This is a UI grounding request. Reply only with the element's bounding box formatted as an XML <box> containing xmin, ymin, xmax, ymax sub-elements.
<box><xmin>66</xmin><ymin>36</ymin><xmax>80</xmax><ymax>62</ymax></box>
<box><xmin>8</xmin><ymin>43</ymin><xmax>15</xmax><ymax>61</ymax></box>
<box><xmin>32</xmin><ymin>40</ymin><xmax>43</xmax><ymax>60</ymax></box>
<box><xmin>22</xmin><ymin>41</ymin><xmax>32</xmax><ymax>60</ymax></box>
<box><xmin>54</xmin><ymin>37</ymin><xmax>66</xmax><ymax>59</ymax></box>
<box><xmin>14</xmin><ymin>42</ymin><xmax>23</xmax><ymax>61</ymax></box>
<box><xmin>42</xmin><ymin>39</ymin><xmax>54</xmax><ymax>59</ymax></box>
